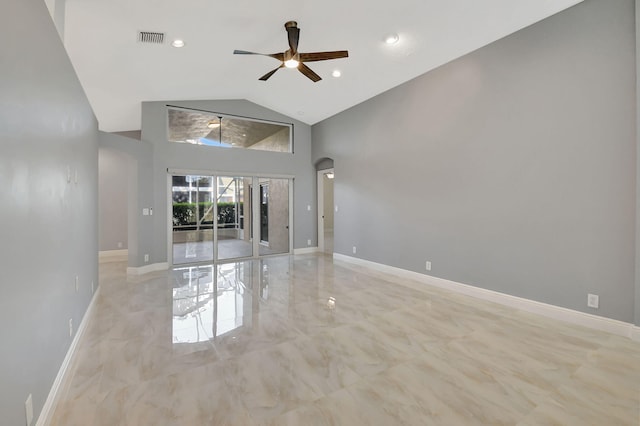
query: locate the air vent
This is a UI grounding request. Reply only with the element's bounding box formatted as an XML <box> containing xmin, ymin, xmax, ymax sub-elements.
<box><xmin>138</xmin><ymin>31</ymin><xmax>165</xmax><ymax>44</ymax></box>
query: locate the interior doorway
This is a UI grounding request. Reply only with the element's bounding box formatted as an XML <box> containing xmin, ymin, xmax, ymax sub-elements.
<box><xmin>317</xmin><ymin>168</ymin><xmax>334</xmax><ymax>254</ymax></box>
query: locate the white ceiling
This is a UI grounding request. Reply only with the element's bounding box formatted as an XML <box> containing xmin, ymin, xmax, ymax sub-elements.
<box><xmin>64</xmin><ymin>0</ymin><xmax>583</xmax><ymax>133</ymax></box>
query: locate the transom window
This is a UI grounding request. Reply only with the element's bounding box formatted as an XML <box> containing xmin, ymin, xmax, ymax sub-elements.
<box><xmin>167</xmin><ymin>107</ymin><xmax>292</xmax><ymax>153</ymax></box>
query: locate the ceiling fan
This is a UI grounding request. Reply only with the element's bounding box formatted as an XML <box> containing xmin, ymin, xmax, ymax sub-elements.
<box><xmin>234</xmin><ymin>21</ymin><xmax>348</xmax><ymax>82</ymax></box>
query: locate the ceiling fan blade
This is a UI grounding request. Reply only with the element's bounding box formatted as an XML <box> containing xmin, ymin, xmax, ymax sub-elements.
<box><xmin>234</xmin><ymin>50</ymin><xmax>285</xmax><ymax>61</ymax></box>
<box><xmin>259</xmin><ymin>64</ymin><xmax>284</xmax><ymax>81</ymax></box>
<box><xmin>286</xmin><ymin>25</ymin><xmax>300</xmax><ymax>53</ymax></box>
<box><xmin>298</xmin><ymin>63</ymin><xmax>321</xmax><ymax>82</ymax></box>
<box><xmin>299</xmin><ymin>51</ymin><xmax>349</xmax><ymax>62</ymax></box>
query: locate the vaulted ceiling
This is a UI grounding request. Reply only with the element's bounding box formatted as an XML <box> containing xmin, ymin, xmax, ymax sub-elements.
<box><xmin>63</xmin><ymin>0</ymin><xmax>583</xmax><ymax>132</ymax></box>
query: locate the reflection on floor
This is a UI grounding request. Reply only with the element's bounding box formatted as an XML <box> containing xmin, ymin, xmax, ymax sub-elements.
<box><xmin>51</xmin><ymin>255</ymin><xmax>640</xmax><ymax>425</ymax></box>
<box><xmin>172</xmin><ymin>239</ymin><xmax>280</xmax><ymax>264</ymax></box>
<box><xmin>323</xmin><ymin>229</ymin><xmax>334</xmax><ymax>254</ymax></box>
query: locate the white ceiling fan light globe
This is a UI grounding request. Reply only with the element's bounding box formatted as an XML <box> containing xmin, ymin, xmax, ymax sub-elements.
<box><xmin>284</xmin><ymin>59</ymin><xmax>300</xmax><ymax>68</ymax></box>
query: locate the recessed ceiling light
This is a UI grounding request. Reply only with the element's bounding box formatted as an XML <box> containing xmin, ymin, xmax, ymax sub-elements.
<box><xmin>384</xmin><ymin>33</ymin><xmax>399</xmax><ymax>45</ymax></box>
<box><xmin>332</xmin><ymin>70</ymin><xmax>342</xmax><ymax>78</ymax></box>
<box><xmin>171</xmin><ymin>39</ymin><xmax>185</xmax><ymax>48</ymax></box>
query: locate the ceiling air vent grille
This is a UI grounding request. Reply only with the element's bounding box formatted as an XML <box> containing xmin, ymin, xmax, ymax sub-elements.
<box><xmin>138</xmin><ymin>31</ymin><xmax>165</xmax><ymax>44</ymax></box>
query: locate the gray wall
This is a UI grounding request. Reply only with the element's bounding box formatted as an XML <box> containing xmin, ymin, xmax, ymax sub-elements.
<box><xmin>99</xmin><ymin>147</ymin><xmax>128</xmax><ymax>251</ymax></box>
<box><xmin>140</xmin><ymin>100</ymin><xmax>315</xmax><ymax>267</ymax></box>
<box><xmin>0</xmin><ymin>0</ymin><xmax>99</xmax><ymax>424</ymax></box>
<box><xmin>312</xmin><ymin>0</ymin><xmax>636</xmax><ymax>323</ymax></box>
<box><xmin>98</xmin><ymin>131</ymin><xmax>154</xmax><ymax>267</ymax></box>
<box><xmin>636</xmin><ymin>0</ymin><xmax>640</xmax><ymax>327</ymax></box>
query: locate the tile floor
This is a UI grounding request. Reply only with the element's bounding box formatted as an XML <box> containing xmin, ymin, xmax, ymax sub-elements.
<box><xmin>51</xmin><ymin>254</ymin><xmax>640</xmax><ymax>425</ymax></box>
<box><xmin>172</xmin><ymin>239</ymin><xmax>281</xmax><ymax>265</ymax></box>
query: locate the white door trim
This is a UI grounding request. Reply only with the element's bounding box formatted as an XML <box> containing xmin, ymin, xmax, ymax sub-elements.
<box><xmin>317</xmin><ymin>168</ymin><xmax>334</xmax><ymax>254</ymax></box>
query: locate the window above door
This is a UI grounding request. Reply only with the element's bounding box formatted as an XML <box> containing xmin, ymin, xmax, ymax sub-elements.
<box><xmin>167</xmin><ymin>107</ymin><xmax>293</xmax><ymax>153</ymax></box>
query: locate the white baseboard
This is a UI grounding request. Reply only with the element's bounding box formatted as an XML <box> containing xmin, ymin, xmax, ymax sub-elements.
<box><xmin>98</xmin><ymin>249</ymin><xmax>128</xmax><ymax>263</ymax></box>
<box><xmin>294</xmin><ymin>247</ymin><xmax>319</xmax><ymax>255</ymax></box>
<box><xmin>126</xmin><ymin>262</ymin><xmax>168</xmax><ymax>275</ymax></box>
<box><xmin>36</xmin><ymin>286</ymin><xmax>101</xmax><ymax>426</ymax></box>
<box><xmin>333</xmin><ymin>253</ymin><xmax>638</xmax><ymax>341</ymax></box>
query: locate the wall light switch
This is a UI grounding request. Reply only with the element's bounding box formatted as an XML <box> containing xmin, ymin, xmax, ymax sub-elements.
<box><xmin>142</xmin><ymin>208</ymin><xmax>149</xmax><ymax>216</ymax></box>
<box><xmin>307</xmin><ymin>205</ymin><xmax>311</xmax><ymax>211</ymax></box>
<box><xmin>335</xmin><ymin>205</ymin><xmax>339</xmax><ymax>212</ymax></box>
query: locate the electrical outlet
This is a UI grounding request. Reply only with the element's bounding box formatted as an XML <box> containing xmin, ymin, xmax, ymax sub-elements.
<box><xmin>25</xmin><ymin>394</ymin><xmax>33</xmax><ymax>426</ymax></box>
<box><xmin>117</xmin><ymin>241</ymin><xmax>123</xmax><ymax>249</ymax></box>
<box><xmin>352</xmin><ymin>246</ymin><xmax>357</xmax><ymax>254</ymax></box>
<box><xmin>587</xmin><ymin>293</ymin><xmax>599</xmax><ymax>309</ymax></box>
<box><xmin>69</xmin><ymin>318</ymin><xmax>73</xmax><ymax>337</ymax></box>
<box><xmin>425</xmin><ymin>261</ymin><xmax>432</xmax><ymax>271</ymax></box>
<box><xmin>335</xmin><ymin>205</ymin><xmax>339</xmax><ymax>212</ymax></box>
<box><xmin>307</xmin><ymin>205</ymin><xmax>311</xmax><ymax>211</ymax></box>
<box><xmin>307</xmin><ymin>239</ymin><xmax>311</xmax><ymax>246</ymax></box>
<box><xmin>144</xmin><ymin>254</ymin><xmax>149</xmax><ymax>262</ymax></box>
<box><xmin>75</xmin><ymin>275</ymin><xmax>79</xmax><ymax>292</ymax></box>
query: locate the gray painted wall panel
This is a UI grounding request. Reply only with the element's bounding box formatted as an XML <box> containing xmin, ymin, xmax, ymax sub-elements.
<box><xmin>0</xmin><ymin>0</ymin><xmax>99</xmax><ymax>423</ymax></box>
<box><xmin>636</xmin><ymin>0</ymin><xmax>640</xmax><ymax>327</ymax></box>
<box><xmin>312</xmin><ymin>0</ymin><xmax>636</xmax><ymax>323</ymax></box>
<box><xmin>99</xmin><ymin>147</ymin><xmax>128</xmax><ymax>250</ymax></box>
<box><xmin>98</xmin><ymin>131</ymin><xmax>154</xmax><ymax>266</ymax></box>
<box><xmin>141</xmin><ymin>100</ymin><xmax>315</xmax><ymax>266</ymax></box>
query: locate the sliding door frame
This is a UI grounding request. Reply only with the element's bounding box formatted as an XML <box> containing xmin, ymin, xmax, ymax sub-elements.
<box><xmin>168</xmin><ymin>169</ymin><xmax>294</xmax><ymax>266</ymax></box>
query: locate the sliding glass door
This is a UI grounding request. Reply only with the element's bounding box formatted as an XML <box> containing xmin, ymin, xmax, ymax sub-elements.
<box><xmin>172</xmin><ymin>175</ymin><xmax>214</xmax><ymax>265</ymax></box>
<box><xmin>258</xmin><ymin>178</ymin><xmax>289</xmax><ymax>256</ymax></box>
<box><xmin>216</xmin><ymin>176</ymin><xmax>252</xmax><ymax>261</ymax></box>
<box><xmin>172</xmin><ymin>174</ymin><xmax>290</xmax><ymax>265</ymax></box>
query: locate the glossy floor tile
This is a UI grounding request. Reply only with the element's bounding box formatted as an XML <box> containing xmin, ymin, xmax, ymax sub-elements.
<box><xmin>51</xmin><ymin>254</ymin><xmax>640</xmax><ymax>425</ymax></box>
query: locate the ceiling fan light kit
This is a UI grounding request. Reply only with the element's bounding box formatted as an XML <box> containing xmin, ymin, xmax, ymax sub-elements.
<box><xmin>234</xmin><ymin>21</ymin><xmax>348</xmax><ymax>82</ymax></box>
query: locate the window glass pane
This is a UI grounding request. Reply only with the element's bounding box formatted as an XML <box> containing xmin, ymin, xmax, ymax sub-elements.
<box><xmin>216</xmin><ymin>176</ymin><xmax>253</xmax><ymax>261</ymax></box>
<box><xmin>168</xmin><ymin>108</ymin><xmax>291</xmax><ymax>153</ymax></box>
<box><xmin>172</xmin><ymin>175</ymin><xmax>214</xmax><ymax>264</ymax></box>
